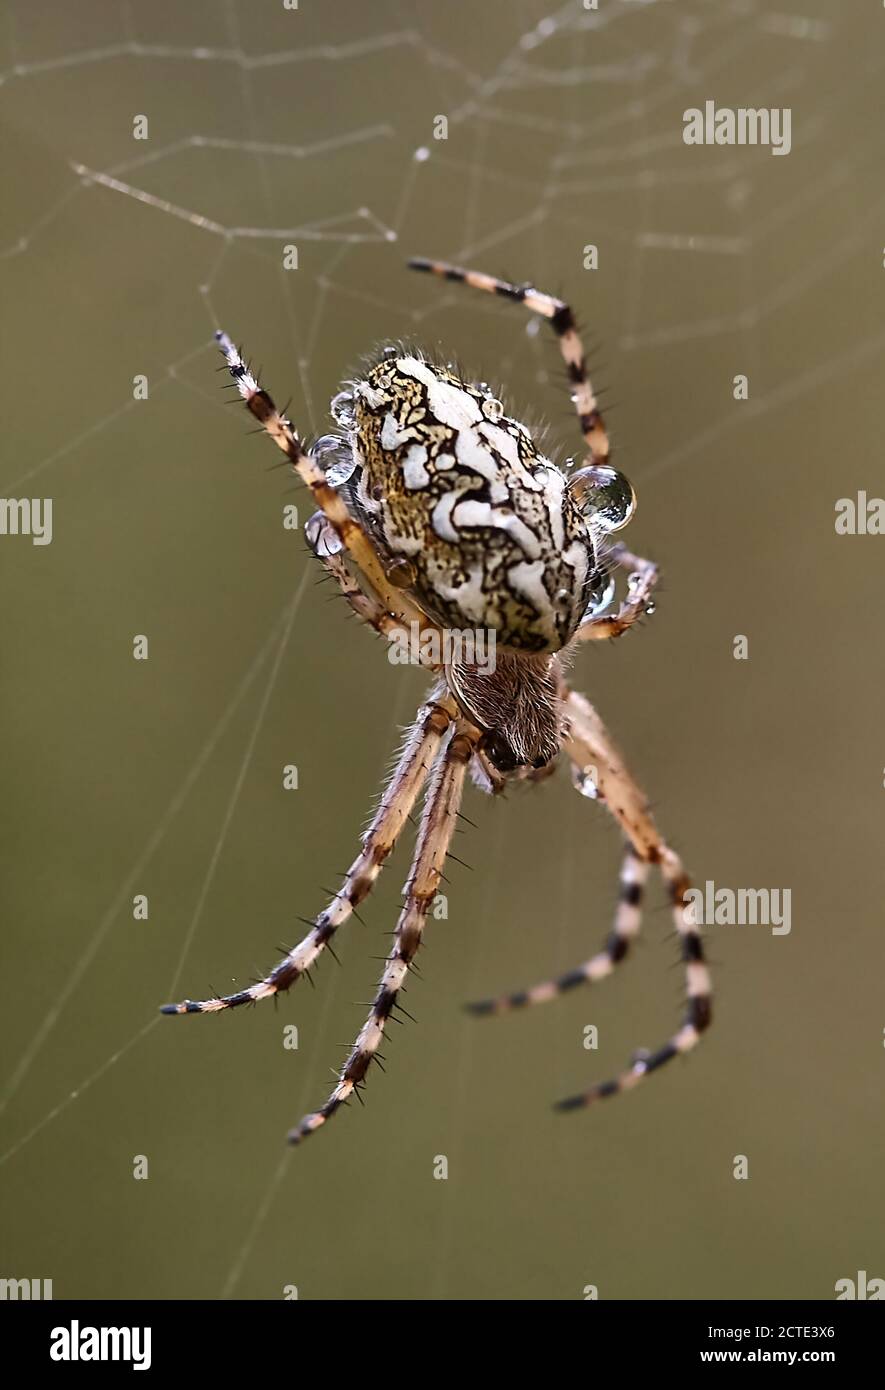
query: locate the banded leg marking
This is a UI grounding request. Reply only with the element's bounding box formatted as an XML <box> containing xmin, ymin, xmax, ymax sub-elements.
<box><xmin>467</xmin><ymin>845</ymin><xmax>650</xmax><ymax>1014</ymax></box>
<box><xmin>215</xmin><ymin>332</ymin><xmax>437</xmax><ymax>640</ymax></box>
<box><xmin>557</xmin><ymin>687</ymin><xmax>712</xmax><ymax>1108</ymax></box>
<box><xmin>289</xmin><ymin>720</ymin><xmax>478</xmax><ymax>1144</ymax></box>
<box><xmin>407</xmin><ymin>257</ymin><xmax>611</xmax><ymax>466</ymax></box>
<box><xmin>160</xmin><ymin>695</ymin><xmax>456</xmax><ymax>1016</ymax></box>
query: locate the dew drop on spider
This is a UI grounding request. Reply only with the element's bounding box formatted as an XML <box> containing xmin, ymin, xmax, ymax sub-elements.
<box><xmin>570</xmin><ymin>462</ymin><xmax>636</xmax><ymax>533</ymax></box>
<box><xmin>314</xmin><ymin>434</ymin><xmax>357</xmax><ymax>486</ymax></box>
<box><xmin>385</xmin><ymin>558</ymin><xmax>416</xmax><ymax>588</ymax></box>
<box><xmin>482</xmin><ymin>396</ymin><xmax>504</xmax><ymax>422</ymax></box>
<box><xmin>304</xmin><ymin>509</ymin><xmax>344</xmax><ymax>558</ymax></box>
<box><xmin>585</xmin><ymin>570</ymin><xmax>616</xmax><ymax>617</ymax></box>
<box><xmin>329</xmin><ymin>390</ymin><xmax>355</xmax><ymax>427</ymax></box>
<box><xmin>571</xmin><ymin>763</ymin><xmax>600</xmax><ymax>800</ymax></box>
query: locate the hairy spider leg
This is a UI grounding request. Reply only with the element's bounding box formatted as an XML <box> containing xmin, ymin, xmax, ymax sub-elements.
<box><xmin>161</xmin><ymin>694</ymin><xmax>457</xmax><ymax>1015</ymax></box>
<box><xmin>575</xmin><ymin>541</ymin><xmax>660</xmax><ymax>642</ymax></box>
<box><xmin>214</xmin><ymin>331</ymin><xmax>439</xmax><ymax>642</ymax></box>
<box><xmin>308</xmin><ymin>538</ymin><xmax>442</xmax><ymax>675</ymax></box>
<box><xmin>290</xmin><ymin>718</ymin><xmax>480</xmax><ymax>1144</ymax></box>
<box><xmin>407</xmin><ymin>257</ymin><xmax>611</xmax><ymax>467</ymax></box>
<box><xmin>467</xmin><ymin>842</ymin><xmax>650</xmax><ymax>1014</ymax></box>
<box><xmin>555</xmin><ymin>688</ymin><xmax>712</xmax><ymax>1108</ymax></box>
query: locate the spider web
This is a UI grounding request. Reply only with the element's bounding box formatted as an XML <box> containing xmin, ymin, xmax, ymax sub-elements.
<box><xmin>2</xmin><ymin>0</ymin><xmax>883</xmax><ymax>1301</ymax></box>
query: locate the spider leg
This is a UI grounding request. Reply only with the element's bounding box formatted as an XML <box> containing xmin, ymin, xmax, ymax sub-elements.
<box><xmin>467</xmin><ymin>843</ymin><xmax>650</xmax><ymax>1014</ymax></box>
<box><xmin>305</xmin><ymin>514</ymin><xmax>444</xmax><ymax>675</ymax></box>
<box><xmin>574</xmin><ymin>541</ymin><xmax>659</xmax><ymax>642</ymax></box>
<box><xmin>215</xmin><ymin>332</ymin><xmax>437</xmax><ymax>640</ymax></box>
<box><xmin>408</xmin><ymin>257</ymin><xmax>610</xmax><ymax>466</ymax></box>
<box><xmin>289</xmin><ymin>717</ymin><xmax>480</xmax><ymax>1144</ymax></box>
<box><xmin>555</xmin><ymin>686</ymin><xmax>712</xmax><ymax>1108</ymax></box>
<box><xmin>160</xmin><ymin>692</ymin><xmax>457</xmax><ymax>1015</ymax></box>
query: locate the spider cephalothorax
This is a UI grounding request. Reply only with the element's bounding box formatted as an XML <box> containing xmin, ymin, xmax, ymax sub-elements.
<box><xmin>163</xmin><ymin>258</ymin><xmax>712</xmax><ymax>1148</ymax></box>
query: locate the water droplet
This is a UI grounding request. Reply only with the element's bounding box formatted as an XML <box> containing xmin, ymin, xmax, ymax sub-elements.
<box><xmin>385</xmin><ymin>558</ymin><xmax>416</xmax><ymax>589</ymax></box>
<box><xmin>571</xmin><ymin>463</ymin><xmax>636</xmax><ymax>533</ymax></box>
<box><xmin>644</xmin><ymin>600</ymin><xmax>656</xmax><ymax>616</ymax></box>
<box><xmin>313</xmin><ymin>434</ymin><xmax>341</xmax><ymax>460</ymax></box>
<box><xmin>585</xmin><ymin>570</ymin><xmax>615</xmax><ymax>617</ymax></box>
<box><xmin>571</xmin><ymin>764</ymin><xmax>600</xmax><ymax>800</ymax></box>
<box><xmin>330</xmin><ymin>391</ymin><xmax>354</xmax><ymax>427</ymax></box>
<box><xmin>327</xmin><ymin>458</ymin><xmax>358</xmax><ymax>487</ymax></box>
<box><xmin>313</xmin><ymin>434</ymin><xmax>357</xmax><ymax>486</ymax></box>
<box><xmin>304</xmin><ymin>509</ymin><xmax>343</xmax><ymax>558</ymax></box>
<box><xmin>482</xmin><ymin>397</ymin><xmax>504</xmax><ymax>422</ymax></box>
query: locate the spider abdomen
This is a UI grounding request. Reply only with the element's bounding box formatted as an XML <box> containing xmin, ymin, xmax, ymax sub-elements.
<box><xmin>344</xmin><ymin>353</ymin><xmax>594</xmax><ymax>653</ymax></box>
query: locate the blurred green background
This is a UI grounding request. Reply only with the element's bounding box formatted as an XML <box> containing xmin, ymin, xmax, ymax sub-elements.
<box><xmin>2</xmin><ymin>0</ymin><xmax>884</xmax><ymax>1300</ymax></box>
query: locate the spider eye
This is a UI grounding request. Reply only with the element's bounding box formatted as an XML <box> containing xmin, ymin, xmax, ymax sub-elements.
<box><xmin>570</xmin><ymin>463</ymin><xmax>636</xmax><ymax>533</ymax></box>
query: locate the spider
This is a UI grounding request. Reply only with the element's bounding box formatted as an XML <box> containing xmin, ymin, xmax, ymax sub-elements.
<box><xmin>162</xmin><ymin>257</ymin><xmax>712</xmax><ymax>1145</ymax></box>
